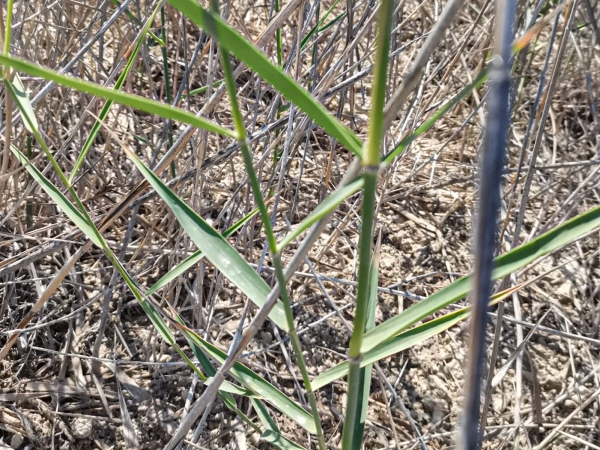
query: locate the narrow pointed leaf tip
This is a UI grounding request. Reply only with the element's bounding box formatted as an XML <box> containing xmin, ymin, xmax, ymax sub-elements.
<box><xmin>0</xmin><ymin>54</ymin><xmax>237</xmax><ymax>139</ymax></box>
<box><xmin>10</xmin><ymin>74</ymin><xmax>38</xmax><ymax>133</ymax></box>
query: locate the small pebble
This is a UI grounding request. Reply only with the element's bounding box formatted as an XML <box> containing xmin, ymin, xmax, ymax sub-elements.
<box><xmin>10</xmin><ymin>433</ymin><xmax>23</xmax><ymax>449</ymax></box>
<box><xmin>72</xmin><ymin>417</ymin><xmax>93</xmax><ymax>439</ymax></box>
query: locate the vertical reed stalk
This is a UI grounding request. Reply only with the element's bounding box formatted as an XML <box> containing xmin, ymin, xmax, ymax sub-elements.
<box><xmin>2</xmin><ymin>0</ymin><xmax>13</xmax><ymax>58</ymax></box>
<box><xmin>208</xmin><ymin>2</ymin><xmax>326</xmax><ymax>448</ymax></box>
<box><xmin>0</xmin><ymin>0</ymin><xmax>14</xmax><ymax>203</ymax></box>
<box><xmin>341</xmin><ymin>1</ymin><xmax>394</xmax><ymax>449</ymax></box>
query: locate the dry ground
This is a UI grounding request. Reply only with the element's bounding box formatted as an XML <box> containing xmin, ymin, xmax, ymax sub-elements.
<box><xmin>1</xmin><ymin>0</ymin><xmax>599</xmax><ymax>449</ymax></box>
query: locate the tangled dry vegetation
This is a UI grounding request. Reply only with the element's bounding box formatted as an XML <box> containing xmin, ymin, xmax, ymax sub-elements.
<box><xmin>1</xmin><ymin>0</ymin><xmax>599</xmax><ymax>449</ymax></box>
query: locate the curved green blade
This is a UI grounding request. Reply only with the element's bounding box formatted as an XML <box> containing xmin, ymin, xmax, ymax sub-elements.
<box><xmin>0</xmin><ymin>54</ymin><xmax>237</xmax><ymax>139</ymax></box>
<box><xmin>146</xmin><ymin>207</ymin><xmax>260</xmax><ymax>296</ymax></box>
<box><xmin>167</xmin><ymin>0</ymin><xmax>363</xmax><ymax>158</ymax></box>
<box><xmin>11</xmin><ymin>73</ymin><xmax>38</xmax><ymax>133</ymax></box>
<box><xmin>176</xmin><ymin>324</ymin><xmax>317</xmax><ymax>434</ymax></box>
<box><xmin>360</xmin><ymin>205</ymin><xmax>600</xmax><ymax>354</ymax></box>
<box><xmin>124</xmin><ymin>148</ymin><xmax>289</xmax><ymax>331</ymax></box>
<box><xmin>277</xmin><ymin>177</ymin><xmax>364</xmax><ymax>251</ymax></box>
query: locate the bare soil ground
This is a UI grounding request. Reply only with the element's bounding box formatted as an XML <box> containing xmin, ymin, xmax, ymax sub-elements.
<box><xmin>1</xmin><ymin>0</ymin><xmax>599</xmax><ymax>449</ymax></box>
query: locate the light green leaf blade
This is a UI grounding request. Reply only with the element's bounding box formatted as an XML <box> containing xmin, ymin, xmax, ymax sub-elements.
<box><xmin>277</xmin><ymin>177</ymin><xmax>364</xmax><ymax>251</ymax></box>
<box><xmin>351</xmin><ymin>238</ymin><xmax>380</xmax><ymax>449</ymax></box>
<box><xmin>10</xmin><ymin>146</ymin><xmax>102</xmax><ymax>247</ymax></box>
<box><xmin>260</xmin><ymin>430</ymin><xmax>308</xmax><ymax>450</ymax></box>
<box><xmin>110</xmin><ymin>0</ymin><xmax>165</xmax><ymax>44</ymax></box>
<box><xmin>300</xmin><ymin>0</ymin><xmax>341</xmax><ymax>49</ymax></box>
<box><xmin>11</xmin><ymin>73</ymin><xmax>38</xmax><ymax>133</ymax></box>
<box><xmin>70</xmin><ymin>0</ymin><xmax>163</xmax><ymax>182</ymax></box>
<box><xmin>382</xmin><ymin>68</ymin><xmax>489</xmax><ymax>166</ymax></box>
<box><xmin>360</xmin><ymin>204</ymin><xmax>600</xmax><ymax>354</ymax></box>
<box><xmin>124</xmin><ymin>148</ymin><xmax>289</xmax><ymax>331</ymax></box>
<box><xmin>167</xmin><ymin>0</ymin><xmax>363</xmax><ymax>158</ymax></box>
<box><xmin>0</xmin><ymin>54</ymin><xmax>237</xmax><ymax>139</ymax></box>
<box><xmin>147</xmin><ymin>207</ymin><xmax>260</xmax><ymax>296</ymax></box>
<box><xmin>312</xmin><ymin>307</ymin><xmax>470</xmax><ymax>390</ymax></box>
<box><xmin>382</xmin><ymin>18</ymin><xmax>555</xmax><ymax>167</ymax></box>
<box><xmin>147</xmin><ymin>249</ymin><xmax>202</xmax><ymax>297</ymax></box>
<box><xmin>177</xmin><ymin>327</ymin><xmax>317</xmax><ymax>434</ymax></box>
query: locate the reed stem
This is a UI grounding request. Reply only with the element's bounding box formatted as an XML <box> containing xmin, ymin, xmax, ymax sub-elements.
<box><xmin>211</xmin><ymin>2</ymin><xmax>326</xmax><ymax>448</ymax></box>
<box><xmin>341</xmin><ymin>1</ymin><xmax>394</xmax><ymax>448</ymax></box>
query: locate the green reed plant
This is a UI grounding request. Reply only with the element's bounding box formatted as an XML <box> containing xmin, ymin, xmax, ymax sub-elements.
<box><xmin>2</xmin><ymin>0</ymin><xmax>599</xmax><ymax>449</ymax></box>
<box><xmin>70</xmin><ymin>0</ymin><xmax>165</xmax><ymax>183</ymax></box>
<box><xmin>206</xmin><ymin>0</ymin><xmax>325</xmax><ymax>447</ymax></box>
